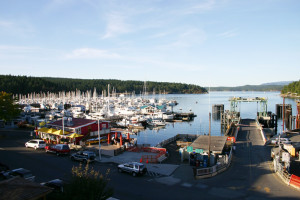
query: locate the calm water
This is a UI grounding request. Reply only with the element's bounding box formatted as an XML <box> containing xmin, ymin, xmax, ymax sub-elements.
<box><xmin>132</xmin><ymin>91</ymin><xmax>299</xmax><ymax>146</ymax></box>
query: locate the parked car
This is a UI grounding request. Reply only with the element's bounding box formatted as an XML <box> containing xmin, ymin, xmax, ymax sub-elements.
<box><xmin>117</xmin><ymin>162</ymin><xmax>147</xmax><ymax>177</ymax></box>
<box><xmin>45</xmin><ymin>144</ymin><xmax>70</xmax><ymax>156</ymax></box>
<box><xmin>270</xmin><ymin>137</ymin><xmax>291</xmax><ymax>145</ymax></box>
<box><xmin>5</xmin><ymin>168</ymin><xmax>35</xmax><ymax>181</ymax></box>
<box><xmin>70</xmin><ymin>151</ymin><xmax>97</xmax><ymax>163</ymax></box>
<box><xmin>25</xmin><ymin>139</ymin><xmax>46</xmax><ymax>150</ymax></box>
<box><xmin>0</xmin><ymin>171</ymin><xmax>12</xmax><ymax>181</ymax></box>
<box><xmin>41</xmin><ymin>179</ymin><xmax>64</xmax><ymax>192</ymax></box>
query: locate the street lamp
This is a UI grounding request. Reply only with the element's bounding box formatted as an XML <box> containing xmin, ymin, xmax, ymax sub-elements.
<box><xmin>98</xmin><ymin>119</ymin><xmax>101</xmax><ymax>160</ymax></box>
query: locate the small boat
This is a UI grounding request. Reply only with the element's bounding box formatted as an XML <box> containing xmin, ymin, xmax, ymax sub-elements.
<box><xmin>149</xmin><ymin>118</ymin><xmax>166</xmax><ymax>126</ymax></box>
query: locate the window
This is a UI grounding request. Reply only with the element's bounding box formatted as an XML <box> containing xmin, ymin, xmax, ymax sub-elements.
<box><xmin>102</xmin><ymin>124</ymin><xmax>107</xmax><ymax>129</ymax></box>
<box><xmin>76</xmin><ymin>129</ymin><xmax>81</xmax><ymax>134</ymax></box>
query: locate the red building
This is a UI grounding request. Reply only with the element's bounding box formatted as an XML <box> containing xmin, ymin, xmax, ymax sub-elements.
<box><xmin>50</xmin><ymin>118</ymin><xmax>110</xmax><ymax>143</ymax></box>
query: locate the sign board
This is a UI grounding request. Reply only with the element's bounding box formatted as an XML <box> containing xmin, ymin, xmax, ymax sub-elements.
<box><xmin>281</xmin><ymin>152</ymin><xmax>290</xmax><ymax>163</ymax></box>
<box><xmin>195</xmin><ymin>149</ymin><xmax>203</xmax><ymax>154</ymax></box>
<box><xmin>187</xmin><ymin>146</ymin><xmax>193</xmax><ymax>153</ymax></box>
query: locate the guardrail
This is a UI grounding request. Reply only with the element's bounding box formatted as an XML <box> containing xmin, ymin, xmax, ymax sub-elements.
<box><xmin>256</xmin><ymin>120</ymin><xmax>267</xmax><ymax>144</ymax></box>
<box><xmin>194</xmin><ymin>147</ymin><xmax>233</xmax><ymax>178</ymax></box>
<box><xmin>273</xmin><ymin>156</ymin><xmax>300</xmax><ymax>190</ymax></box>
<box><xmin>155</xmin><ymin>134</ymin><xmax>199</xmax><ymax>148</ymax></box>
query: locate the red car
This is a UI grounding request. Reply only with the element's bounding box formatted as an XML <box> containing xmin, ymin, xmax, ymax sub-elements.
<box><xmin>45</xmin><ymin>144</ymin><xmax>70</xmax><ymax>156</ymax></box>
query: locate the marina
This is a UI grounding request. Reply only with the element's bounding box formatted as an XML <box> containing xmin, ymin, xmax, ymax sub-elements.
<box><xmin>14</xmin><ymin>91</ymin><xmax>299</xmax><ymax>146</ymax></box>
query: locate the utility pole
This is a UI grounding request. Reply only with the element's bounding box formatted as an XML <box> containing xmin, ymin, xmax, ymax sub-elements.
<box><xmin>98</xmin><ymin>120</ymin><xmax>101</xmax><ymax>160</ymax></box>
<box><xmin>208</xmin><ymin>112</ymin><xmax>211</xmax><ymax>166</ymax></box>
<box><xmin>283</xmin><ymin>97</ymin><xmax>285</xmax><ymax>132</ymax></box>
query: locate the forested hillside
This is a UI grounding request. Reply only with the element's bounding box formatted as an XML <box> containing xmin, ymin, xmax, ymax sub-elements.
<box><xmin>281</xmin><ymin>80</ymin><xmax>300</xmax><ymax>95</ymax></box>
<box><xmin>208</xmin><ymin>84</ymin><xmax>284</xmax><ymax>91</ymax></box>
<box><xmin>0</xmin><ymin>75</ymin><xmax>207</xmax><ymax>95</ymax></box>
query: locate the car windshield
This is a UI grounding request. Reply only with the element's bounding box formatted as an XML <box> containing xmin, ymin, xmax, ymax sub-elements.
<box><xmin>39</xmin><ymin>141</ymin><xmax>45</xmax><ymax>144</ymax></box>
<box><xmin>138</xmin><ymin>164</ymin><xmax>145</xmax><ymax>169</ymax></box>
<box><xmin>62</xmin><ymin>145</ymin><xmax>69</xmax><ymax>150</ymax></box>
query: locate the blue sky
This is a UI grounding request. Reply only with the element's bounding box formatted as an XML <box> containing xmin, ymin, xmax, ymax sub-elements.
<box><xmin>0</xmin><ymin>0</ymin><xmax>299</xmax><ymax>87</ymax></box>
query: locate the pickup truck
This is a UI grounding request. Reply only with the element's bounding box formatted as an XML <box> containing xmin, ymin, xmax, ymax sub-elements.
<box><xmin>45</xmin><ymin>144</ymin><xmax>70</xmax><ymax>156</ymax></box>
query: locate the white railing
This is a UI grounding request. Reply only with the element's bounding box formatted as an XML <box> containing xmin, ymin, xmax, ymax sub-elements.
<box><xmin>256</xmin><ymin>120</ymin><xmax>267</xmax><ymax>144</ymax></box>
<box><xmin>195</xmin><ymin>147</ymin><xmax>233</xmax><ymax>178</ymax></box>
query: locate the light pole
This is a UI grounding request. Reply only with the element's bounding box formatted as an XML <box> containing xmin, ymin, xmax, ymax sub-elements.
<box><xmin>98</xmin><ymin>119</ymin><xmax>101</xmax><ymax>160</ymax></box>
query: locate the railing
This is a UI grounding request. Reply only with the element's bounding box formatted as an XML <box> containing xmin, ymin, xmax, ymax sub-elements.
<box><xmin>273</xmin><ymin>154</ymin><xmax>300</xmax><ymax>190</ymax></box>
<box><xmin>155</xmin><ymin>134</ymin><xmax>199</xmax><ymax>148</ymax></box>
<box><xmin>194</xmin><ymin>147</ymin><xmax>233</xmax><ymax>178</ymax></box>
<box><xmin>273</xmin><ymin>156</ymin><xmax>291</xmax><ymax>183</ymax></box>
<box><xmin>256</xmin><ymin>120</ymin><xmax>267</xmax><ymax>144</ymax></box>
<box><xmin>127</xmin><ymin>146</ymin><xmax>167</xmax><ymax>163</ymax></box>
<box><xmin>141</xmin><ymin>155</ymin><xmax>159</xmax><ymax>163</ymax></box>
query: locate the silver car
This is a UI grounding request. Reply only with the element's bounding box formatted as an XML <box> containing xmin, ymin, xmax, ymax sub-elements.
<box><xmin>25</xmin><ymin>139</ymin><xmax>46</xmax><ymax>150</ymax></box>
<box><xmin>118</xmin><ymin>162</ymin><xmax>147</xmax><ymax>177</ymax></box>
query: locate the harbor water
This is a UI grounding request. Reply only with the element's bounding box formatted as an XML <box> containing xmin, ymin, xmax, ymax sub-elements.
<box><xmin>132</xmin><ymin>91</ymin><xmax>299</xmax><ymax>146</ymax></box>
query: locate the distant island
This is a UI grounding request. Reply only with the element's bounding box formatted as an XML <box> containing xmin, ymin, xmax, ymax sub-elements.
<box><xmin>0</xmin><ymin>75</ymin><xmax>207</xmax><ymax>95</ymax></box>
<box><xmin>207</xmin><ymin>81</ymin><xmax>294</xmax><ymax>92</ymax></box>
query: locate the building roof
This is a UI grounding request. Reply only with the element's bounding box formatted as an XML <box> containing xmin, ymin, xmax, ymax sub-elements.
<box><xmin>51</xmin><ymin>118</ymin><xmax>96</xmax><ymax>129</ymax></box>
<box><xmin>0</xmin><ymin>176</ymin><xmax>52</xmax><ymax>200</ymax></box>
<box><xmin>190</xmin><ymin>135</ymin><xmax>228</xmax><ymax>153</ymax></box>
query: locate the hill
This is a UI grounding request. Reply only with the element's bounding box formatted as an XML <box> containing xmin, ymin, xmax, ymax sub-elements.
<box><xmin>208</xmin><ymin>84</ymin><xmax>284</xmax><ymax>92</ymax></box>
<box><xmin>261</xmin><ymin>81</ymin><xmax>294</xmax><ymax>86</ymax></box>
<box><xmin>0</xmin><ymin>75</ymin><xmax>207</xmax><ymax>95</ymax></box>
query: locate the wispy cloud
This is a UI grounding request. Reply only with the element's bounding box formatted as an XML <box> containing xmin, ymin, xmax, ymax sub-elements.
<box><xmin>0</xmin><ymin>19</ymin><xmax>35</xmax><ymax>37</ymax></box>
<box><xmin>44</xmin><ymin>0</ymin><xmax>75</xmax><ymax>12</ymax></box>
<box><xmin>65</xmin><ymin>48</ymin><xmax>121</xmax><ymax>59</ymax></box>
<box><xmin>101</xmin><ymin>12</ymin><xmax>131</xmax><ymax>39</ymax></box>
<box><xmin>186</xmin><ymin>0</ymin><xmax>216</xmax><ymax>13</ymax></box>
<box><xmin>0</xmin><ymin>20</ymin><xmax>13</xmax><ymax>28</ymax></box>
<box><xmin>155</xmin><ymin>28</ymin><xmax>207</xmax><ymax>48</ymax></box>
<box><xmin>172</xmin><ymin>0</ymin><xmax>218</xmax><ymax>15</ymax></box>
<box><xmin>0</xmin><ymin>45</ymin><xmax>40</xmax><ymax>57</ymax></box>
<box><xmin>218</xmin><ymin>29</ymin><xmax>239</xmax><ymax>38</ymax></box>
<box><xmin>173</xmin><ymin>29</ymin><xmax>207</xmax><ymax>47</ymax></box>
<box><xmin>0</xmin><ymin>45</ymin><xmax>62</xmax><ymax>61</ymax></box>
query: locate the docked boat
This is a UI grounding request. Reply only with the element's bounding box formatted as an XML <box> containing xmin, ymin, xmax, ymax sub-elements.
<box><xmin>148</xmin><ymin>118</ymin><xmax>166</xmax><ymax>126</ymax></box>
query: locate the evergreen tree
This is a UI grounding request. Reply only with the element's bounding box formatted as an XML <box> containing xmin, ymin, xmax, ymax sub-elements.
<box><xmin>0</xmin><ymin>91</ymin><xmax>21</xmax><ymax>121</ymax></box>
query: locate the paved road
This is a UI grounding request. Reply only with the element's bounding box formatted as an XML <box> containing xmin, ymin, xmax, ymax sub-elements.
<box><xmin>1</xmin><ymin>123</ymin><xmax>300</xmax><ymax>200</ymax></box>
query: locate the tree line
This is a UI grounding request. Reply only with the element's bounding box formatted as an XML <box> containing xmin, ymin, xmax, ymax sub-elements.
<box><xmin>0</xmin><ymin>75</ymin><xmax>207</xmax><ymax>95</ymax></box>
<box><xmin>208</xmin><ymin>85</ymin><xmax>285</xmax><ymax>92</ymax></box>
<box><xmin>281</xmin><ymin>80</ymin><xmax>300</xmax><ymax>95</ymax></box>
